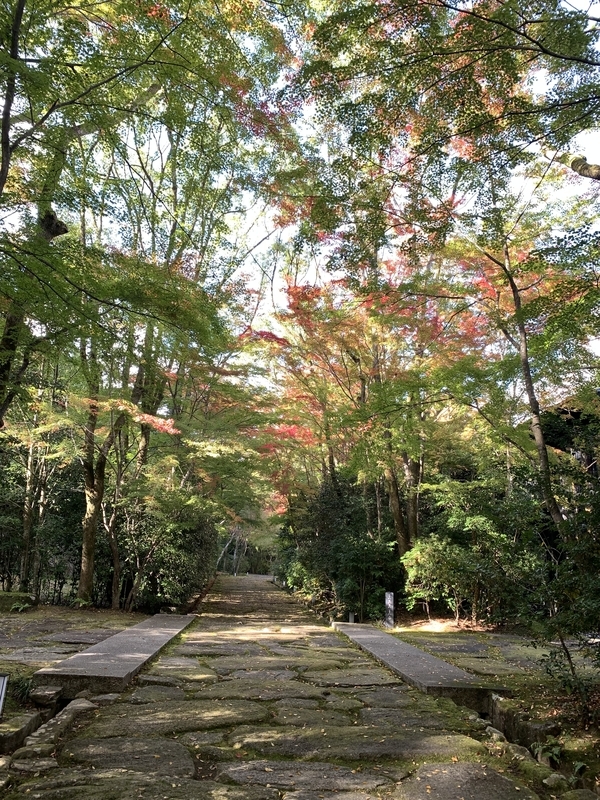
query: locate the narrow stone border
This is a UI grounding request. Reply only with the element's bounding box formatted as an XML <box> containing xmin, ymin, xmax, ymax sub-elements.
<box><xmin>333</xmin><ymin>622</ymin><xmax>507</xmax><ymax>714</ymax></box>
<box><xmin>33</xmin><ymin>614</ymin><xmax>196</xmax><ymax>698</ymax></box>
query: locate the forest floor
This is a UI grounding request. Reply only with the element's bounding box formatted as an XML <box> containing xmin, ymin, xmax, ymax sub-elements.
<box><xmin>0</xmin><ymin>582</ymin><xmax>598</xmax><ymax>797</ymax></box>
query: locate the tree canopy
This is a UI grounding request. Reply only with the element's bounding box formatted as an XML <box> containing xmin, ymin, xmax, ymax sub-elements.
<box><xmin>1</xmin><ymin>2</ymin><xmax>600</xmax><ymax>711</ymax></box>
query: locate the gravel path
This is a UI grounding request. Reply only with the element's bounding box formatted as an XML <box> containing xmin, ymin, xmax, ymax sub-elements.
<box><xmin>4</xmin><ymin>575</ymin><xmax>547</xmax><ymax>799</ymax></box>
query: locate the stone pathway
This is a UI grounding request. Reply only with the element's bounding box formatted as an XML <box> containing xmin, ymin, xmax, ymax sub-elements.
<box><xmin>4</xmin><ymin>575</ymin><xmax>550</xmax><ymax>799</ymax></box>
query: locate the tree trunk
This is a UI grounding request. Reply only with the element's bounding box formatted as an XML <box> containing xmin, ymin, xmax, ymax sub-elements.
<box><xmin>502</xmin><ymin>244</ymin><xmax>563</xmax><ymax>528</ymax></box>
<box><xmin>384</xmin><ymin>467</ymin><xmax>410</xmax><ymax>555</ymax></box>
<box><xmin>79</xmin><ymin>463</ymin><xmax>105</xmax><ymax>602</ymax></box>
<box><xmin>0</xmin><ymin>309</ymin><xmax>25</xmax><ymax>429</ymax></box>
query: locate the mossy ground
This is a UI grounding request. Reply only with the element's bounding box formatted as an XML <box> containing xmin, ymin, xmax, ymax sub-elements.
<box><xmin>392</xmin><ymin>619</ymin><xmax>600</xmax><ymax>794</ymax></box>
<box><xmin>0</xmin><ymin>602</ymin><xmax>144</xmax><ymax>719</ymax></box>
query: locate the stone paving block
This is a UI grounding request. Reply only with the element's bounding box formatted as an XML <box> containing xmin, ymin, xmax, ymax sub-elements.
<box><xmin>173</xmin><ymin>642</ymin><xmax>266</xmax><ymax>657</ymax></box>
<box><xmin>358</xmin><ymin>706</ymin><xmax>469</xmax><ymax>731</ymax></box>
<box><xmin>0</xmin><ymin>712</ymin><xmax>43</xmax><ymax>754</ymax></box>
<box><xmin>353</xmin><ymin>687</ymin><xmax>413</xmax><ymax>707</ymax></box>
<box><xmin>84</xmin><ymin>699</ymin><xmax>269</xmax><ymax>738</ymax></box>
<box><xmin>39</xmin><ymin>631</ymin><xmax>118</xmax><ymax>645</ymax></box>
<box><xmin>180</xmin><ymin>730</ymin><xmax>225</xmax><ymax>747</ymax></box>
<box><xmin>149</xmin><ymin>656</ymin><xmax>218</xmax><ymax>682</ymax></box>
<box><xmin>25</xmin><ymin>699</ymin><xmax>96</xmax><ymax>746</ymax></box>
<box><xmin>229</xmin><ymin>724</ymin><xmax>485</xmax><ymax>761</ymax></box>
<box><xmin>283</xmin><ymin>792</ymin><xmax>379</xmax><ymax>800</ymax></box>
<box><xmin>129</xmin><ymin>684</ymin><xmax>186</xmax><ymax>703</ymax></box>
<box><xmin>207</xmin><ymin>655</ymin><xmax>343</xmax><ymax>674</ymax></box>
<box><xmin>3</xmin><ymin>770</ymin><xmax>281</xmax><ymax>800</ymax></box>
<box><xmin>33</xmin><ymin>614</ymin><xmax>195</xmax><ymax>697</ymax></box>
<box><xmin>323</xmin><ymin>694</ymin><xmax>363</xmax><ymax>711</ymax></box>
<box><xmin>193</xmin><ymin>678</ymin><xmax>328</xmax><ymax>701</ymax></box>
<box><xmin>29</xmin><ymin>686</ymin><xmax>63</xmax><ymax>706</ymax></box>
<box><xmin>64</xmin><ymin>737</ymin><xmax>196</xmax><ymax>777</ymax></box>
<box><xmin>272</xmin><ymin>707</ymin><xmax>351</xmax><ymax>727</ymax></box>
<box><xmin>452</xmin><ymin>657</ymin><xmax>524</xmax><ymax>676</ymax></box>
<box><xmin>137</xmin><ymin>674</ymin><xmax>181</xmax><ymax>686</ymax></box>
<box><xmin>301</xmin><ymin>667</ymin><xmax>402</xmax><ymax>687</ymax></box>
<box><xmin>12</xmin><ymin>744</ymin><xmax>54</xmax><ymax>760</ymax></box>
<box><xmin>10</xmin><ymin>757</ymin><xmax>58</xmax><ymax>773</ymax></box>
<box><xmin>0</xmin><ymin>648</ymin><xmax>75</xmax><ymax>663</ymax></box>
<box><xmin>89</xmin><ymin>693</ymin><xmax>120</xmax><ymax>705</ymax></box>
<box><xmin>393</xmin><ymin>762</ymin><xmax>539</xmax><ymax>799</ymax></box>
<box><xmin>217</xmin><ymin>759</ymin><xmax>391</xmax><ymax>791</ymax></box>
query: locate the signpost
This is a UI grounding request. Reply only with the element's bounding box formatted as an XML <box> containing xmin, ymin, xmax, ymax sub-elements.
<box><xmin>385</xmin><ymin>592</ymin><xmax>394</xmax><ymax>628</ymax></box>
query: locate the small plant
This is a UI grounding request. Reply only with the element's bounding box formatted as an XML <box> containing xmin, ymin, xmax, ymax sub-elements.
<box><xmin>531</xmin><ymin>736</ymin><xmax>563</xmax><ymax>767</ymax></box>
<box><xmin>9</xmin><ymin>675</ymin><xmax>32</xmax><ymax>704</ymax></box>
<box><xmin>539</xmin><ymin>645</ymin><xmax>594</xmax><ymax>722</ymax></box>
<box><xmin>70</xmin><ymin>597</ymin><xmax>92</xmax><ymax>609</ymax></box>
<box><xmin>568</xmin><ymin>761</ymin><xmax>588</xmax><ymax>788</ymax></box>
<box><xmin>9</xmin><ymin>601</ymin><xmax>32</xmax><ymax>613</ymax></box>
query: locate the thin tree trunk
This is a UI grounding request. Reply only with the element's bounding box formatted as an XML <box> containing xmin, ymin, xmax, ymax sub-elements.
<box><xmin>216</xmin><ymin>531</ymin><xmax>237</xmax><ymax>571</ymax></box>
<box><xmin>19</xmin><ymin>438</ymin><xmax>36</xmax><ymax>591</ymax></box>
<box><xmin>124</xmin><ymin>543</ymin><xmax>158</xmax><ymax>612</ymax></box>
<box><xmin>375</xmin><ymin>479</ymin><xmax>383</xmax><ymax>537</ymax></box>
<box><xmin>362</xmin><ymin>479</ymin><xmax>373</xmax><ymax>536</ymax></box>
<box><xmin>500</xmin><ymin>243</ymin><xmax>563</xmax><ymax>528</ymax></box>
<box><xmin>0</xmin><ymin>0</ymin><xmax>26</xmax><ymax>198</ymax></box>
<box><xmin>102</xmin><ymin>496</ymin><xmax>121</xmax><ymax>611</ymax></box>
<box><xmin>402</xmin><ymin>454</ymin><xmax>421</xmax><ymax>546</ymax></box>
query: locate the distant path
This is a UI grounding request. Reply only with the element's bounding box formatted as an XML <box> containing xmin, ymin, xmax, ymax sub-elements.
<box><xmin>6</xmin><ymin>575</ymin><xmax>541</xmax><ymax>800</ymax></box>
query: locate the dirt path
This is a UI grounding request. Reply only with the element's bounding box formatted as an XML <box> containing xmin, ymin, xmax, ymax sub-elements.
<box><xmin>4</xmin><ymin>575</ymin><xmax>553</xmax><ymax>799</ymax></box>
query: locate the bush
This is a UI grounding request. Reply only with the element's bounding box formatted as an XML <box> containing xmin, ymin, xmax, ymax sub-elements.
<box><xmin>276</xmin><ymin>476</ymin><xmax>403</xmax><ymax>620</ymax></box>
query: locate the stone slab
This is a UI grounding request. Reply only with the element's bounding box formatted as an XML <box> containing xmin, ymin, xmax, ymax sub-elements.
<box><xmin>39</xmin><ymin>631</ymin><xmax>118</xmax><ymax>645</ymax></box>
<box><xmin>333</xmin><ymin>623</ymin><xmax>505</xmax><ymax>712</ymax></box>
<box><xmin>10</xmin><ymin>757</ymin><xmax>58</xmax><ymax>773</ymax></box>
<box><xmin>33</xmin><ymin>614</ymin><xmax>195</xmax><ymax>697</ymax></box>
<box><xmin>0</xmin><ymin>713</ymin><xmax>42</xmax><ymax>754</ymax></box>
<box><xmin>25</xmin><ymin>699</ymin><xmax>97</xmax><ymax>746</ymax></box>
<box><xmin>192</xmin><ymin>678</ymin><xmax>328</xmax><ymax>701</ymax></box>
<box><xmin>64</xmin><ymin>737</ymin><xmax>196</xmax><ymax>777</ymax></box>
<box><xmin>229</xmin><ymin>725</ymin><xmax>485</xmax><ymax>761</ymax></box>
<box><xmin>84</xmin><ymin>699</ymin><xmax>269</xmax><ymax>738</ymax></box>
<box><xmin>3</xmin><ymin>771</ymin><xmax>281</xmax><ymax>800</ymax></box>
<box><xmin>207</xmin><ymin>655</ymin><xmax>343</xmax><ymax>673</ymax></box>
<box><xmin>301</xmin><ymin>666</ymin><xmax>401</xmax><ymax>686</ymax></box>
<box><xmin>128</xmin><ymin>684</ymin><xmax>186</xmax><ymax>703</ymax></box>
<box><xmin>149</xmin><ymin>657</ymin><xmax>217</xmax><ymax>682</ymax></box>
<box><xmin>284</xmin><ymin>793</ymin><xmax>378</xmax><ymax>800</ymax></box>
<box><xmin>353</xmin><ymin>688</ymin><xmax>413</xmax><ymax>708</ymax></box>
<box><xmin>393</xmin><ymin>762</ymin><xmax>539</xmax><ymax>799</ymax></box>
<box><xmin>229</xmin><ymin>669</ymin><xmax>298</xmax><ymax>681</ymax></box>
<box><xmin>358</xmin><ymin>707</ymin><xmax>468</xmax><ymax>731</ymax></box>
<box><xmin>218</xmin><ymin>760</ymin><xmax>390</xmax><ymax>791</ymax></box>
<box><xmin>452</xmin><ymin>657</ymin><xmax>524</xmax><ymax>676</ymax></box>
<box><xmin>272</xmin><ymin>708</ymin><xmax>351</xmax><ymax>727</ymax></box>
